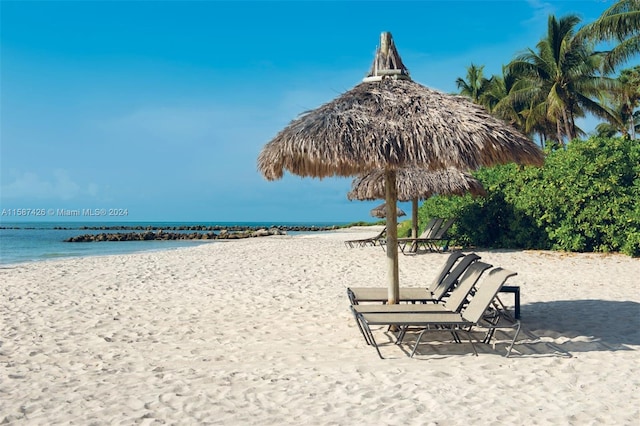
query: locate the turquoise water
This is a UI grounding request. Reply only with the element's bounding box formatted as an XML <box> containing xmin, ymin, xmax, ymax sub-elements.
<box><xmin>0</xmin><ymin>221</ymin><xmax>346</xmax><ymax>266</ymax></box>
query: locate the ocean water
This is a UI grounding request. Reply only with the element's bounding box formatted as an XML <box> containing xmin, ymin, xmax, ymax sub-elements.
<box><xmin>0</xmin><ymin>221</ymin><xmax>346</xmax><ymax>266</ymax></box>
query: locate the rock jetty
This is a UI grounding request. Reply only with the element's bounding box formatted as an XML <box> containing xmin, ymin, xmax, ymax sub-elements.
<box><xmin>63</xmin><ymin>225</ymin><xmax>341</xmax><ymax>242</ymax></box>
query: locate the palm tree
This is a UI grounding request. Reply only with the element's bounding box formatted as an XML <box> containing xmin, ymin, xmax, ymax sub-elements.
<box><xmin>507</xmin><ymin>14</ymin><xmax>616</xmax><ymax>145</ymax></box>
<box><xmin>481</xmin><ymin>68</ymin><xmax>511</xmax><ymax>116</ymax></box>
<box><xmin>595</xmin><ymin>109</ymin><xmax>640</xmax><ymax>138</ymax></box>
<box><xmin>455</xmin><ymin>64</ymin><xmax>492</xmax><ymax>103</ymax></box>
<box><xmin>595</xmin><ymin>121</ymin><xmax>620</xmax><ymax>137</ymax></box>
<box><xmin>482</xmin><ymin>66</ymin><xmax>540</xmax><ymax>137</ymax></box>
<box><xmin>577</xmin><ymin>0</ymin><xmax>640</xmax><ymax>73</ymax></box>
<box><xmin>599</xmin><ymin>65</ymin><xmax>640</xmax><ymax>138</ymax></box>
<box><xmin>616</xmin><ymin>66</ymin><xmax>640</xmax><ymax>139</ymax></box>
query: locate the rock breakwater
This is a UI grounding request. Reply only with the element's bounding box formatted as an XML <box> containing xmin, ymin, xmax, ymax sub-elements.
<box><xmin>63</xmin><ymin>225</ymin><xmax>341</xmax><ymax>242</ymax></box>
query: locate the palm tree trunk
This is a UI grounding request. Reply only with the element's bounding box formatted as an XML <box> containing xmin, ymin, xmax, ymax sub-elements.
<box><xmin>562</xmin><ymin>108</ymin><xmax>573</xmax><ymax>141</ymax></box>
<box><xmin>411</xmin><ymin>198</ymin><xmax>418</xmax><ymax>239</ymax></box>
<box><xmin>556</xmin><ymin>120</ymin><xmax>563</xmax><ymax>146</ymax></box>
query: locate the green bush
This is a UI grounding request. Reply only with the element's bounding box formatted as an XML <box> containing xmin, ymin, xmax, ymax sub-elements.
<box><xmin>419</xmin><ymin>164</ymin><xmax>550</xmax><ymax>249</ymax></box>
<box><xmin>397</xmin><ymin>220</ymin><xmax>413</xmax><ymax>238</ymax></box>
<box><xmin>418</xmin><ymin>136</ymin><xmax>640</xmax><ymax>256</ymax></box>
<box><xmin>539</xmin><ymin>137</ymin><xmax>639</xmax><ymax>255</ymax></box>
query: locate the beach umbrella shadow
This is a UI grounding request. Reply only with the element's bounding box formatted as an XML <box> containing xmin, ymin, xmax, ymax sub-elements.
<box><xmin>517</xmin><ymin>299</ymin><xmax>640</xmax><ymax>354</ymax></box>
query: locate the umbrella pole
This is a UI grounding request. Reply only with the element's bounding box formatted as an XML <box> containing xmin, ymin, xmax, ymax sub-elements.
<box><xmin>411</xmin><ymin>198</ymin><xmax>418</xmax><ymax>239</ymax></box>
<box><xmin>384</xmin><ymin>170</ymin><xmax>399</xmax><ymax>304</ymax></box>
<box><xmin>410</xmin><ymin>197</ymin><xmax>419</xmax><ymax>253</ymax></box>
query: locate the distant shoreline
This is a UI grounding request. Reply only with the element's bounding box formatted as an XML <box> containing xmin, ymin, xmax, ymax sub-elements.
<box><xmin>0</xmin><ymin>221</ymin><xmax>379</xmax><ymax>265</ymax></box>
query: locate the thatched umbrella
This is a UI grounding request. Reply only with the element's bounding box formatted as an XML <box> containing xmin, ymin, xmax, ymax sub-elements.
<box><xmin>370</xmin><ymin>202</ymin><xmax>406</xmax><ymax>219</ymax></box>
<box><xmin>349</xmin><ymin>167</ymin><xmax>486</xmax><ymax>239</ymax></box>
<box><xmin>257</xmin><ymin>32</ymin><xmax>543</xmax><ymax>304</ymax></box>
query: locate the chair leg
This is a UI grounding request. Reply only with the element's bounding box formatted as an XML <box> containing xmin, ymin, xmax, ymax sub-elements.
<box><xmin>505</xmin><ymin>321</ymin><xmax>521</xmax><ymax>358</ymax></box>
<box><xmin>463</xmin><ymin>329</ymin><xmax>479</xmax><ymax>356</ymax></box>
<box><xmin>411</xmin><ymin>328</ymin><xmax>430</xmax><ymax>357</ymax></box>
<box><xmin>396</xmin><ymin>326</ymin><xmax>408</xmax><ymax>344</ymax></box>
<box><xmin>350</xmin><ymin>308</ymin><xmax>373</xmax><ymax>346</ymax></box>
<box><xmin>356</xmin><ymin>318</ymin><xmax>372</xmax><ymax>345</ymax></box>
<box><xmin>361</xmin><ymin>321</ymin><xmax>385</xmax><ymax>359</ymax></box>
<box><xmin>478</xmin><ymin>320</ymin><xmax>522</xmax><ymax>357</ymax></box>
<box><xmin>493</xmin><ymin>296</ymin><xmax>517</xmax><ymax>323</ymax></box>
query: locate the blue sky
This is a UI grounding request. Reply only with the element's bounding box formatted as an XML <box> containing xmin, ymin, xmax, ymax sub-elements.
<box><xmin>0</xmin><ymin>0</ymin><xmax>629</xmax><ymax>223</ymax></box>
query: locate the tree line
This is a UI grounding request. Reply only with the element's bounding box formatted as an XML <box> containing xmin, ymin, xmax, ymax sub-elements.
<box><xmin>455</xmin><ymin>0</ymin><xmax>639</xmax><ymax>146</ymax></box>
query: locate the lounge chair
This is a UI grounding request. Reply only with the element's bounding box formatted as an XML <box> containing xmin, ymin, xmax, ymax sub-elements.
<box><xmin>350</xmin><ymin>261</ymin><xmax>492</xmax><ymax>346</ymax></box>
<box><xmin>344</xmin><ymin>226</ymin><xmax>386</xmax><ymax>248</ymax></box>
<box><xmin>381</xmin><ymin>218</ymin><xmax>441</xmax><ymax>253</ymax></box>
<box><xmin>353</xmin><ymin>267</ymin><xmax>520</xmax><ymax>359</ymax></box>
<box><xmin>346</xmin><ymin>251</ymin><xmax>479</xmax><ymax>305</ymax></box>
<box><xmin>398</xmin><ymin>218</ymin><xmax>455</xmax><ymax>254</ymax></box>
<box><xmin>352</xmin><ymin>261</ymin><xmax>492</xmax><ymax>315</ymax></box>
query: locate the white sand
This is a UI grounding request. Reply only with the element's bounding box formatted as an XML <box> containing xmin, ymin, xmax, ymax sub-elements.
<box><xmin>1</xmin><ymin>226</ymin><xmax>639</xmax><ymax>425</ymax></box>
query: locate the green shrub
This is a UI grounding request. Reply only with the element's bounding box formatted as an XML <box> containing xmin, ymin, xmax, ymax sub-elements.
<box><xmin>418</xmin><ymin>136</ymin><xmax>640</xmax><ymax>256</ymax></box>
<box><xmin>540</xmin><ymin>137</ymin><xmax>639</xmax><ymax>254</ymax></box>
<box><xmin>397</xmin><ymin>220</ymin><xmax>413</xmax><ymax>238</ymax></box>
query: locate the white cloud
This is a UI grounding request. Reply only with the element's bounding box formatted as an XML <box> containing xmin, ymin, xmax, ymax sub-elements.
<box><xmin>1</xmin><ymin>169</ymin><xmax>95</xmax><ymax>201</ymax></box>
<box><xmin>524</xmin><ymin>0</ymin><xmax>557</xmax><ymax>25</ymax></box>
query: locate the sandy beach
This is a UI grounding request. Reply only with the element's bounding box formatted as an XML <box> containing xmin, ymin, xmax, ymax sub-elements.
<box><xmin>1</xmin><ymin>226</ymin><xmax>639</xmax><ymax>425</ymax></box>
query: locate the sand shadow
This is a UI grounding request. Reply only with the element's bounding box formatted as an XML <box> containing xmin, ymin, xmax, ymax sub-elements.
<box><xmin>355</xmin><ymin>299</ymin><xmax>640</xmax><ymax>359</ymax></box>
<box><xmin>517</xmin><ymin>299</ymin><xmax>640</xmax><ymax>354</ymax></box>
<box><xmin>381</xmin><ymin>299</ymin><xmax>640</xmax><ymax>359</ymax></box>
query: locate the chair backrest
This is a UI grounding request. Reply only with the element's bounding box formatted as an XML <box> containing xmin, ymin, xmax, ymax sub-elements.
<box><xmin>427</xmin><ymin>250</ymin><xmax>465</xmax><ymax>290</ymax></box>
<box><xmin>461</xmin><ymin>267</ymin><xmax>517</xmax><ymax>323</ymax></box>
<box><xmin>429</xmin><ymin>253</ymin><xmax>481</xmax><ymax>300</ymax></box>
<box><xmin>374</xmin><ymin>227</ymin><xmax>387</xmax><ymax>240</ymax></box>
<box><xmin>431</xmin><ymin>218</ymin><xmax>455</xmax><ymax>239</ymax></box>
<box><xmin>420</xmin><ymin>218</ymin><xmax>443</xmax><ymax>239</ymax></box>
<box><xmin>441</xmin><ymin>261</ymin><xmax>492</xmax><ymax>312</ymax></box>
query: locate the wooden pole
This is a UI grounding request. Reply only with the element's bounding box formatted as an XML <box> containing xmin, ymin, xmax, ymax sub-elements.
<box><xmin>385</xmin><ymin>169</ymin><xmax>399</xmax><ymax>305</ymax></box>
<box><xmin>380</xmin><ymin>32</ymin><xmax>391</xmax><ymax>71</ymax></box>
<box><xmin>380</xmin><ymin>32</ymin><xmax>401</xmax><ymax>304</ymax></box>
<box><xmin>411</xmin><ymin>198</ymin><xmax>418</xmax><ymax>239</ymax></box>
